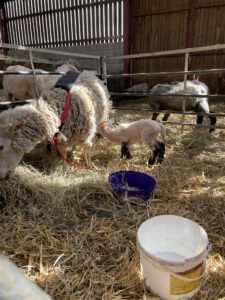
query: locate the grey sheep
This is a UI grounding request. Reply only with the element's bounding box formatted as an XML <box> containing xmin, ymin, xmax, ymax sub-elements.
<box><xmin>149</xmin><ymin>80</ymin><xmax>216</xmax><ymax>131</ymax></box>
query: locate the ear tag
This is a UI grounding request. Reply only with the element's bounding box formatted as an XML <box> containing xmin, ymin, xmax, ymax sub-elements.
<box><xmin>102</xmin><ymin>123</ymin><xmax>109</xmax><ymax>129</ymax></box>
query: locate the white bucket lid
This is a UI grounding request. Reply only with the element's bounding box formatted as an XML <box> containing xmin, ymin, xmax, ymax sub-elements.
<box><xmin>137</xmin><ymin>215</ymin><xmax>208</xmax><ymax>272</ymax></box>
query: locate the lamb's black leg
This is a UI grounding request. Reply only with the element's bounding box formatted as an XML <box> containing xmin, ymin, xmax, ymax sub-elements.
<box><xmin>157</xmin><ymin>142</ymin><xmax>165</xmax><ymax>164</ymax></box>
<box><xmin>152</xmin><ymin>113</ymin><xmax>159</xmax><ymax>120</ymax></box>
<box><xmin>209</xmin><ymin>110</ymin><xmax>216</xmax><ymax>132</ymax></box>
<box><xmin>197</xmin><ymin>115</ymin><xmax>203</xmax><ymax>125</ymax></box>
<box><xmin>148</xmin><ymin>141</ymin><xmax>165</xmax><ymax>165</ymax></box>
<box><xmin>121</xmin><ymin>142</ymin><xmax>132</xmax><ymax>159</ymax></box>
<box><xmin>162</xmin><ymin>113</ymin><xmax>170</xmax><ymax>121</ymax></box>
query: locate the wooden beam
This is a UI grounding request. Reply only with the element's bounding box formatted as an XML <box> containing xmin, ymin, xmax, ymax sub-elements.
<box><xmin>0</xmin><ymin>2</ymin><xmax>9</xmax><ymax>55</ymax></box>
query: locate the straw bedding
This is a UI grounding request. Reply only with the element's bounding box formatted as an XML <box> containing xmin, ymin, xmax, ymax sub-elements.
<box><xmin>0</xmin><ymin>93</ymin><xmax>224</xmax><ymax>300</ymax></box>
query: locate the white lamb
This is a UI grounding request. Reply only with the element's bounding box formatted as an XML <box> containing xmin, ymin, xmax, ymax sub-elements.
<box><xmin>3</xmin><ymin>64</ymin><xmax>78</xmax><ymax>101</ymax></box>
<box><xmin>0</xmin><ymin>71</ymin><xmax>111</xmax><ymax>179</ymax></box>
<box><xmin>98</xmin><ymin>119</ymin><xmax>166</xmax><ymax>165</ymax></box>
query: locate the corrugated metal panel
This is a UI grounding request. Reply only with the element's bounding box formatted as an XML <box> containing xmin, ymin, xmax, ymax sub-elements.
<box><xmin>2</xmin><ymin>0</ymin><xmax>124</xmax><ymax>47</ymax></box>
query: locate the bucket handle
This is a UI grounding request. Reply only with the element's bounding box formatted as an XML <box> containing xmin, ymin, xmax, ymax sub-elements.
<box><xmin>164</xmin><ymin>260</ymin><xmax>207</xmax><ymax>282</ymax></box>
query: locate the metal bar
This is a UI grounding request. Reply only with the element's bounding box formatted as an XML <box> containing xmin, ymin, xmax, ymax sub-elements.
<box><xmin>110</xmin><ymin>92</ymin><xmax>225</xmax><ymax>100</ymax></box>
<box><xmin>182</xmin><ymin>53</ymin><xmax>189</xmax><ymax>132</ymax></box>
<box><xmin>106</xmin><ymin>67</ymin><xmax>225</xmax><ymax>78</ymax></box>
<box><xmin>29</xmin><ymin>50</ymin><xmax>39</xmax><ymax>99</ymax></box>
<box><xmin>104</xmin><ymin>43</ymin><xmax>225</xmax><ymax>61</ymax></box>
<box><xmin>0</xmin><ymin>100</ymin><xmax>35</xmax><ymax>105</ymax></box>
<box><xmin>111</xmin><ymin>107</ymin><xmax>225</xmax><ymax>117</ymax></box>
<box><xmin>0</xmin><ymin>42</ymin><xmax>100</xmax><ymax>59</ymax></box>
<box><xmin>162</xmin><ymin>122</ymin><xmax>225</xmax><ymax>130</ymax></box>
<box><xmin>0</xmin><ymin>70</ymin><xmax>77</xmax><ymax>75</ymax></box>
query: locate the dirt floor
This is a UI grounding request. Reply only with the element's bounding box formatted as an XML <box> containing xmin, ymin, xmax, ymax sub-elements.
<box><xmin>0</xmin><ymin>91</ymin><xmax>224</xmax><ymax>300</ymax></box>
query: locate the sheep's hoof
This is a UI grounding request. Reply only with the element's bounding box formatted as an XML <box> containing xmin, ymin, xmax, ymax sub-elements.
<box><xmin>148</xmin><ymin>157</ymin><xmax>155</xmax><ymax>165</ymax></box>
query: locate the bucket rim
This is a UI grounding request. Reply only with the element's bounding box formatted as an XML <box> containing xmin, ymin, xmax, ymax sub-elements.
<box><xmin>108</xmin><ymin>170</ymin><xmax>156</xmax><ymax>194</ymax></box>
<box><xmin>137</xmin><ymin>215</ymin><xmax>209</xmax><ymax>267</ymax></box>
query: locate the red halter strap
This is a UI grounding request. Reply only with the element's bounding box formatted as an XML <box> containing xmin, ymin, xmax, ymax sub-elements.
<box><xmin>52</xmin><ymin>88</ymin><xmax>97</xmax><ymax>172</ymax></box>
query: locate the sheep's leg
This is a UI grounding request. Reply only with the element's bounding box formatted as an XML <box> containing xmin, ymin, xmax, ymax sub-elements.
<box><xmin>83</xmin><ymin>145</ymin><xmax>92</xmax><ymax>168</ymax></box>
<box><xmin>196</xmin><ymin>115</ymin><xmax>203</xmax><ymax>125</ymax></box>
<box><xmin>58</xmin><ymin>144</ymin><xmax>68</xmax><ymax>172</ymax></box>
<box><xmin>156</xmin><ymin>141</ymin><xmax>165</xmax><ymax>164</ymax></box>
<box><xmin>147</xmin><ymin>138</ymin><xmax>165</xmax><ymax>165</ymax></box>
<box><xmin>121</xmin><ymin>142</ymin><xmax>132</xmax><ymax>159</ymax></box>
<box><xmin>162</xmin><ymin>113</ymin><xmax>170</xmax><ymax>121</ymax></box>
<box><xmin>152</xmin><ymin>113</ymin><xmax>159</xmax><ymax>120</ymax></box>
<box><xmin>208</xmin><ymin>110</ymin><xmax>216</xmax><ymax>132</ymax></box>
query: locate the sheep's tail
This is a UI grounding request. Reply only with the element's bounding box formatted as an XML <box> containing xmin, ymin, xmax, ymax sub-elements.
<box><xmin>160</xmin><ymin>123</ymin><xmax>166</xmax><ymax>143</ymax></box>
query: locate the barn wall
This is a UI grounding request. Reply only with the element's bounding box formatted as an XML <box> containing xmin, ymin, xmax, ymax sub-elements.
<box><xmin>129</xmin><ymin>0</ymin><xmax>225</xmax><ymax>93</ymax></box>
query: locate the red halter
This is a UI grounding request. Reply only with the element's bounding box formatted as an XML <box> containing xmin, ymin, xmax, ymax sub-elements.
<box><xmin>52</xmin><ymin>88</ymin><xmax>97</xmax><ymax>171</ymax></box>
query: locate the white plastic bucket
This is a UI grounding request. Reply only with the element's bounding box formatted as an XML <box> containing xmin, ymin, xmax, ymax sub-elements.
<box><xmin>137</xmin><ymin>215</ymin><xmax>208</xmax><ymax>300</ymax></box>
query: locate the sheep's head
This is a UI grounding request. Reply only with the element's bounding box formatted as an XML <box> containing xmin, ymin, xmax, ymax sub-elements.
<box><xmin>0</xmin><ymin>122</ymin><xmax>24</xmax><ymax>180</ymax></box>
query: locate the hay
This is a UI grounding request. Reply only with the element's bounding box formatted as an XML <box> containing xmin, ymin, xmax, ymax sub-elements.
<box><xmin>0</xmin><ymin>96</ymin><xmax>224</xmax><ymax>299</ymax></box>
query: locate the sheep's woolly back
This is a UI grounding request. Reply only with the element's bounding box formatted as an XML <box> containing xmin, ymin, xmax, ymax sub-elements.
<box><xmin>0</xmin><ymin>99</ymin><xmax>60</xmax><ymax>152</ymax></box>
<box><xmin>73</xmin><ymin>71</ymin><xmax>111</xmax><ymax>125</ymax></box>
<box><xmin>42</xmin><ymin>87</ymin><xmax>96</xmax><ymax>149</ymax></box>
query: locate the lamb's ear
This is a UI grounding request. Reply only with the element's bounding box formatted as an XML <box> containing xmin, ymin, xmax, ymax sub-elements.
<box><xmin>108</xmin><ymin>118</ymin><xmax>115</xmax><ymax>126</ymax></box>
<box><xmin>7</xmin><ymin>122</ymin><xmax>24</xmax><ymax>136</ymax></box>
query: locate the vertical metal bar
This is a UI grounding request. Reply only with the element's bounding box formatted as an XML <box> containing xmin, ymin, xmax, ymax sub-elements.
<box><xmin>102</xmin><ymin>56</ymin><xmax>107</xmax><ymax>83</ymax></box>
<box><xmin>29</xmin><ymin>50</ymin><xmax>39</xmax><ymax>100</ymax></box>
<box><xmin>181</xmin><ymin>53</ymin><xmax>190</xmax><ymax>132</ymax></box>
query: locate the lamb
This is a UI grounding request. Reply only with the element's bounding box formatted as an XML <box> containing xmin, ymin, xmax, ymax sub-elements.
<box><xmin>98</xmin><ymin>119</ymin><xmax>166</xmax><ymax>165</ymax></box>
<box><xmin>3</xmin><ymin>64</ymin><xmax>78</xmax><ymax>101</ymax></box>
<box><xmin>149</xmin><ymin>80</ymin><xmax>216</xmax><ymax>132</ymax></box>
<box><xmin>0</xmin><ymin>71</ymin><xmax>111</xmax><ymax>180</ymax></box>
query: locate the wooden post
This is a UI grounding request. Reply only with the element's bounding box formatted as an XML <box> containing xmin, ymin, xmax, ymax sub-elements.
<box><xmin>0</xmin><ymin>1</ymin><xmax>9</xmax><ymax>55</ymax></box>
<box><xmin>124</xmin><ymin>0</ymin><xmax>132</xmax><ymax>88</ymax></box>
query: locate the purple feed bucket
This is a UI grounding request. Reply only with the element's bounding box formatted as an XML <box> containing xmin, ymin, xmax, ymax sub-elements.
<box><xmin>108</xmin><ymin>171</ymin><xmax>156</xmax><ymax>204</ymax></box>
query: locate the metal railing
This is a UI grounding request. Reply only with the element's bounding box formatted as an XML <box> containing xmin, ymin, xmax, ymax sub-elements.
<box><xmin>102</xmin><ymin>44</ymin><xmax>225</xmax><ymax>130</ymax></box>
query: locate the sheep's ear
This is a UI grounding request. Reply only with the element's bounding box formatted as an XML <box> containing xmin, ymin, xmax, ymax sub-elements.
<box><xmin>108</xmin><ymin>118</ymin><xmax>115</xmax><ymax>125</ymax></box>
<box><xmin>7</xmin><ymin>122</ymin><xmax>24</xmax><ymax>136</ymax></box>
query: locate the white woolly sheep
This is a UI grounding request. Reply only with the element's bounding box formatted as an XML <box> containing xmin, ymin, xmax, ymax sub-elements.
<box><xmin>126</xmin><ymin>83</ymin><xmax>149</xmax><ymax>93</ymax></box>
<box><xmin>98</xmin><ymin>119</ymin><xmax>166</xmax><ymax>165</ymax></box>
<box><xmin>149</xmin><ymin>80</ymin><xmax>216</xmax><ymax>132</ymax></box>
<box><xmin>3</xmin><ymin>64</ymin><xmax>78</xmax><ymax>101</ymax></box>
<box><xmin>0</xmin><ymin>71</ymin><xmax>111</xmax><ymax>179</ymax></box>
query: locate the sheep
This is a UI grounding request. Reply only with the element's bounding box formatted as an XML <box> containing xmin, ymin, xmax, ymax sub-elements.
<box><xmin>3</xmin><ymin>64</ymin><xmax>78</xmax><ymax>101</ymax></box>
<box><xmin>0</xmin><ymin>71</ymin><xmax>111</xmax><ymax>179</ymax></box>
<box><xmin>98</xmin><ymin>119</ymin><xmax>166</xmax><ymax>165</ymax></box>
<box><xmin>0</xmin><ymin>254</ymin><xmax>52</xmax><ymax>300</ymax></box>
<box><xmin>149</xmin><ymin>80</ymin><xmax>216</xmax><ymax>132</ymax></box>
<box><xmin>125</xmin><ymin>83</ymin><xmax>149</xmax><ymax>93</ymax></box>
